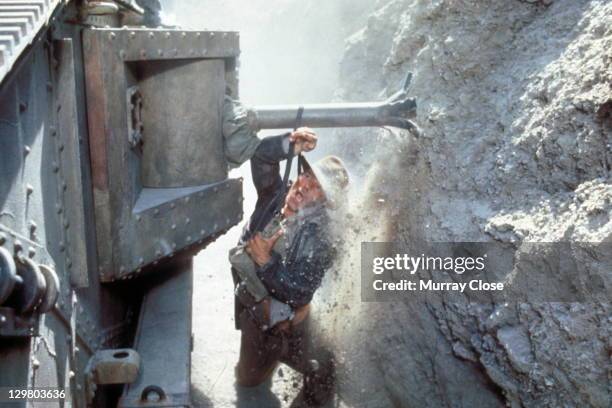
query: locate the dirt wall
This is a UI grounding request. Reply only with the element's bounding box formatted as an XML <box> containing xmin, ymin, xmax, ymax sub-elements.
<box><xmin>317</xmin><ymin>1</ymin><xmax>611</xmax><ymax>407</ymax></box>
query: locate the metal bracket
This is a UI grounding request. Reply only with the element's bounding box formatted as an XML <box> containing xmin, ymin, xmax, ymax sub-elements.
<box><xmin>85</xmin><ymin>348</ymin><xmax>141</xmax><ymax>404</ymax></box>
<box><xmin>0</xmin><ymin>307</ymin><xmax>39</xmax><ymax>337</ymax></box>
<box><xmin>127</xmin><ymin>86</ymin><xmax>144</xmax><ymax>149</ymax></box>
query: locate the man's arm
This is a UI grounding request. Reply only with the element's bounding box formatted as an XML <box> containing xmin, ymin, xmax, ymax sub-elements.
<box><xmin>250</xmin><ymin>134</ymin><xmax>292</xmax><ymax>199</ymax></box>
<box><xmin>247</xmin><ymin>129</ymin><xmax>318</xmax><ymax>236</ymax></box>
<box><xmin>255</xmin><ymin>223</ymin><xmax>334</xmax><ymax>308</ymax></box>
<box><xmin>250</xmin><ymin>128</ymin><xmax>318</xmax><ymax>197</ymax></box>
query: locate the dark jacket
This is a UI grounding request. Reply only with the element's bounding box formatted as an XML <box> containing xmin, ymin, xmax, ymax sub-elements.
<box><xmin>238</xmin><ymin>134</ymin><xmax>334</xmax><ymax>308</ymax></box>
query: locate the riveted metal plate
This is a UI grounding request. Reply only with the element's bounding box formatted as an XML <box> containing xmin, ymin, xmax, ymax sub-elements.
<box><xmin>97</xmin><ymin>28</ymin><xmax>240</xmax><ymax>61</ymax></box>
<box><xmin>54</xmin><ymin>38</ymin><xmax>89</xmax><ymax>288</ymax></box>
<box><xmin>118</xmin><ymin>259</ymin><xmax>193</xmax><ymax>408</ymax></box>
<box><xmin>83</xmin><ymin>28</ymin><xmax>243</xmax><ymax>281</ymax></box>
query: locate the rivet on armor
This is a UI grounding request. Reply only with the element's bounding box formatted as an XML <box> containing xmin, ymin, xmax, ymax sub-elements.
<box><xmin>170</xmin><ymin>203</ymin><xmax>176</xmax><ymax>209</ymax></box>
<box><xmin>130</xmin><ymin>31</ymin><xmax>136</xmax><ymax>38</ymax></box>
<box><xmin>171</xmin><ymin>224</ymin><xmax>176</xmax><ymax>230</ymax></box>
<box><xmin>139</xmin><ymin>257</ymin><xmax>144</xmax><ymax>265</ymax></box>
<box><xmin>28</xmin><ymin>248</ymin><xmax>36</xmax><ymax>258</ymax></box>
<box><xmin>26</xmin><ymin>184</ymin><xmax>34</xmax><ymax>195</ymax></box>
<box><xmin>185</xmin><ymin>218</ymin><xmax>190</xmax><ymax>225</ymax></box>
<box><xmin>148</xmin><ymin>32</ymin><xmax>154</xmax><ymax>38</ymax></box>
<box><xmin>24</xmin><ymin>145</ymin><xmax>31</xmax><ymax>155</ymax></box>
<box><xmin>14</xmin><ymin>240</ymin><xmax>23</xmax><ymax>253</ymax></box>
<box><xmin>186</xmin><ymin>236</ymin><xmax>192</xmax><ymax>242</ymax></box>
<box><xmin>52</xmin><ymin>162</ymin><xmax>59</xmax><ymax>172</ymax></box>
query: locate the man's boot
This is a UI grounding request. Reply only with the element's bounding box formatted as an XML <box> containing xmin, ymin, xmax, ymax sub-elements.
<box><xmin>303</xmin><ymin>359</ymin><xmax>335</xmax><ymax>406</ymax></box>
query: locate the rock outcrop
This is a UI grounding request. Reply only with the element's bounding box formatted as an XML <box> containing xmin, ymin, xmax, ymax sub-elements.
<box><xmin>317</xmin><ymin>1</ymin><xmax>611</xmax><ymax>406</ymax></box>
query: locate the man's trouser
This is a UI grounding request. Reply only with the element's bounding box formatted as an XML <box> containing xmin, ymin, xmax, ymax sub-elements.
<box><xmin>236</xmin><ymin>307</ymin><xmax>314</xmax><ymax>387</ymax></box>
<box><xmin>235</xmin><ymin>306</ymin><xmax>336</xmax><ymax>406</ymax></box>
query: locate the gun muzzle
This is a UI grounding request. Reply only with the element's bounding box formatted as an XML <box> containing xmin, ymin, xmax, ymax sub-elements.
<box><xmin>251</xmin><ymin>72</ymin><xmax>419</xmax><ymax>133</ymax></box>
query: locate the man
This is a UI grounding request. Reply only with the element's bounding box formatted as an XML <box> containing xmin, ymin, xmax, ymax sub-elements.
<box><xmin>228</xmin><ymin>126</ymin><xmax>349</xmax><ymax>406</ymax></box>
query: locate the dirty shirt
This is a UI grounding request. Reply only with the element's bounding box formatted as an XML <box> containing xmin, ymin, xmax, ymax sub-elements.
<box><xmin>229</xmin><ymin>134</ymin><xmax>334</xmax><ymax>329</ymax></box>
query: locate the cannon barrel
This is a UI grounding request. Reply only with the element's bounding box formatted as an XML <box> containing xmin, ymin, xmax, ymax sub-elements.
<box><xmin>251</xmin><ymin>72</ymin><xmax>418</xmax><ymax>132</ymax></box>
<box><xmin>251</xmin><ymin>99</ymin><xmax>417</xmax><ymax>130</ymax></box>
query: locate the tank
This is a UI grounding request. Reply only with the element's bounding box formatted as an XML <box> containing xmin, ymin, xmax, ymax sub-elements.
<box><xmin>0</xmin><ymin>1</ymin><xmax>417</xmax><ymax>407</ymax></box>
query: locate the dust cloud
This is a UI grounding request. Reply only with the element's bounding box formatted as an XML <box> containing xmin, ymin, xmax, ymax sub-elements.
<box><xmin>163</xmin><ymin>0</ymin><xmax>385</xmax><ymax>406</ymax></box>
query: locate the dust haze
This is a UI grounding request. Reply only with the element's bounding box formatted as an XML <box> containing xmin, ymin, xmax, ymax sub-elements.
<box><xmin>162</xmin><ymin>1</ymin><xmax>612</xmax><ymax>407</ymax></box>
<box><xmin>163</xmin><ymin>1</ymin><xmax>381</xmax><ymax>406</ymax></box>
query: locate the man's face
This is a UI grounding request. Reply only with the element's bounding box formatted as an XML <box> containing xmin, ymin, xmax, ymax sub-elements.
<box><xmin>284</xmin><ymin>171</ymin><xmax>325</xmax><ymax>213</ymax></box>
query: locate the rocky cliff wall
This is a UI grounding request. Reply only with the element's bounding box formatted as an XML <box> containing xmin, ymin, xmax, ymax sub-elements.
<box><xmin>316</xmin><ymin>1</ymin><xmax>611</xmax><ymax>407</ymax></box>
